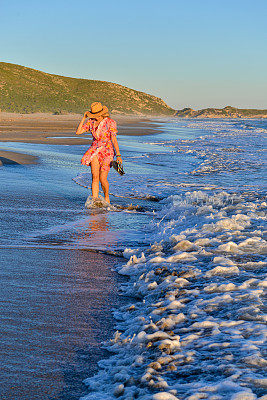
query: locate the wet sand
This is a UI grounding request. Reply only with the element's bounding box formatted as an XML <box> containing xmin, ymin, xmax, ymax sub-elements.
<box><xmin>0</xmin><ymin>248</ymin><xmax>125</xmax><ymax>400</ymax></box>
<box><xmin>0</xmin><ymin>149</ymin><xmax>39</xmax><ymax>165</ymax></box>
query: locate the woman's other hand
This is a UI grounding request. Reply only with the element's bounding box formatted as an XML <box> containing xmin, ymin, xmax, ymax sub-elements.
<box><xmin>84</xmin><ymin>111</ymin><xmax>89</xmax><ymax>119</ymax></box>
<box><xmin>116</xmin><ymin>155</ymin><xmax>122</xmax><ymax>164</ymax></box>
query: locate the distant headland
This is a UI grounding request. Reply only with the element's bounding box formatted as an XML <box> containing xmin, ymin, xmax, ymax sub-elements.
<box><xmin>0</xmin><ymin>62</ymin><xmax>266</xmax><ymax>118</ymax></box>
<box><xmin>175</xmin><ymin>106</ymin><xmax>267</xmax><ymax>118</ymax></box>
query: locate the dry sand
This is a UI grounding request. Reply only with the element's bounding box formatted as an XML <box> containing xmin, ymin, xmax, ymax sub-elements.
<box><xmin>0</xmin><ymin>112</ymin><xmax>161</xmax><ymax>165</ymax></box>
<box><xmin>0</xmin><ymin>112</ymin><xmax>163</xmax><ymax>143</ymax></box>
<box><xmin>0</xmin><ymin>113</ymin><xmax>163</xmax><ymax>165</ymax></box>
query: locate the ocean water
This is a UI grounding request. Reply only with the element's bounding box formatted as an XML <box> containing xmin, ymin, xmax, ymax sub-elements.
<box><xmin>76</xmin><ymin>118</ymin><xmax>267</xmax><ymax>400</ymax></box>
<box><xmin>0</xmin><ymin>117</ymin><xmax>266</xmax><ymax>400</ymax></box>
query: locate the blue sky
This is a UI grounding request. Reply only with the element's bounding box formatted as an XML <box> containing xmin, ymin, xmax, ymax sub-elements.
<box><xmin>1</xmin><ymin>0</ymin><xmax>266</xmax><ymax>109</ymax></box>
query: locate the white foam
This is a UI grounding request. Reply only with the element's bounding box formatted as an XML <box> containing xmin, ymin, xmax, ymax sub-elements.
<box><xmin>167</xmin><ymin>252</ymin><xmax>197</xmax><ymax>262</ymax></box>
<box><xmin>203</xmin><ymin>214</ymin><xmax>251</xmax><ymax>232</ymax></box>
<box><xmin>82</xmin><ymin>179</ymin><xmax>266</xmax><ymax>398</ymax></box>
<box><xmin>205</xmin><ymin>266</ymin><xmax>240</xmax><ymax>277</ymax></box>
<box><xmin>212</xmin><ymin>256</ymin><xmax>235</xmax><ymax>266</ymax></box>
<box><xmin>123</xmin><ymin>248</ymin><xmax>138</xmax><ymax>259</ymax></box>
<box><xmin>230</xmin><ymin>392</ymin><xmax>257</xmax><ymax>400</ymax></box>
<box><xmin>173</xmin><ymin>240</ymin><xmax>196</xmax><ymax>251</ymax></box>
<box><xmin>85</xmin><ymin>195</ymin><xmax>111</xmax><ymax>209</ymax></box>
<box><xmin>152</xmin><ymin>393</ymin><xmax>179</xmax><ymax>400</ymax></box>
<box><xmin>217</xmin><ymin>241</ymin><xmax>240</xmax><ymax>253</ymax></box>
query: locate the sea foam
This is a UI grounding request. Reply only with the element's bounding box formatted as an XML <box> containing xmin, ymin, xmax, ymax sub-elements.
<box><xmin>81</xmin><ymin>189</ymin><xmax>266</xmax><ymax>400</ymax></box>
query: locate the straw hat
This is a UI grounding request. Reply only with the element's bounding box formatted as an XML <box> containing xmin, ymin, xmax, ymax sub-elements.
<box><xmin>86</xmin><ymin>102</ymin><xmax>109</xmax><ymax>118</ymax></box>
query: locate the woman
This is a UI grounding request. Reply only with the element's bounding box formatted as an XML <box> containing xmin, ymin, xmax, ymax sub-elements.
<box><xmin>76</xmin><ymin>102</ymin><xmax>122</xmax><ymax>204</ymax></box>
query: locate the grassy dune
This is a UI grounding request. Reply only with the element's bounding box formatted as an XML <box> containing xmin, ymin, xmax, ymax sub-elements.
<box><xmin>0</xmin><ymin>62</ymin><xmax>174</xmax><ymax>115</ymax></box>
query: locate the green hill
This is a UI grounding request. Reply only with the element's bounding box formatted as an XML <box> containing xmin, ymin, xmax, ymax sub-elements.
<box><xmin>0</xmin><ymin>62</ymin><xmax>174</xmax><ymax>115</ymax></box>
<box><xmin>176</xmin><ymin>106</ymin><xmax>267</xmax><ymax>118</ymax></box>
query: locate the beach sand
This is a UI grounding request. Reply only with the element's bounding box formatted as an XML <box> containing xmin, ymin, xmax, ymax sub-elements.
<box><xmin>0</xmin><ymin>149</ymin><xmax>39</xmax><ymax>165</ymax></box>
<box><xmin>0</xmin><ymin>112</ymin><xmax>163</xmax><ymax>164</ymax></box>
<box><xmin>0</xmin><ymin>112</ymin><xmax>163</xmax><ymax>144</ymax></box>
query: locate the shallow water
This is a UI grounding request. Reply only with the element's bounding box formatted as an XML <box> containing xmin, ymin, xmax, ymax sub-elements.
<box><xmin>0</xmin><ymin>118</ymin><xmax>266</xmax><ymax>399</ymax></box>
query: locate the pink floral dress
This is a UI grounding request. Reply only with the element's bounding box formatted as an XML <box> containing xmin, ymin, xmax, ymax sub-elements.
<box><xmin>81</xmin><ymin>117</ymin><xmax>118</xmax><ymax>172</ymax></box>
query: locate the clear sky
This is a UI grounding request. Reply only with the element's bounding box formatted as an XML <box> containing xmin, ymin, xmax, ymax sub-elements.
<box><xmin>1</xmin><ymin>0</ymin><xmax>266</xmax><ymax>109</ymax></box>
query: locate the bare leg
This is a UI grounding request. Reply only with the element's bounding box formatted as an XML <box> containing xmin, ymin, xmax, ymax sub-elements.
<box><xmin>100</xmin><ymin>169</ymin><xmax>110</xmax><ymax>203</ymax></box>
<box><xmin>90</xmin><ymin>156</ymin><xmax>100</xmax><ymax>198</ymax></box>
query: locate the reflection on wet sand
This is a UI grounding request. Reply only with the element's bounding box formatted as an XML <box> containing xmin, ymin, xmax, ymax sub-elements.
<box><xmin>23</xmin><ymin>211</ymin><xmax>120</xmax><ymax>251</ymax></box>
<box><xmin>71</xmin><ymin>212</ymin><xmax>118</xmax><ymax>250</ymax></box>
<box><xmin>0</xmin><ymin>248</ymin><xmax>124</xmax><ymax>400</ymax></box>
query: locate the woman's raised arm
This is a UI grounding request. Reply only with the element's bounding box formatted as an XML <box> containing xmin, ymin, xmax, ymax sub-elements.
<box><xmin>76</xmin><ymin>112</ymin><xmax>89</xmax><ymax>135</ymax></box>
